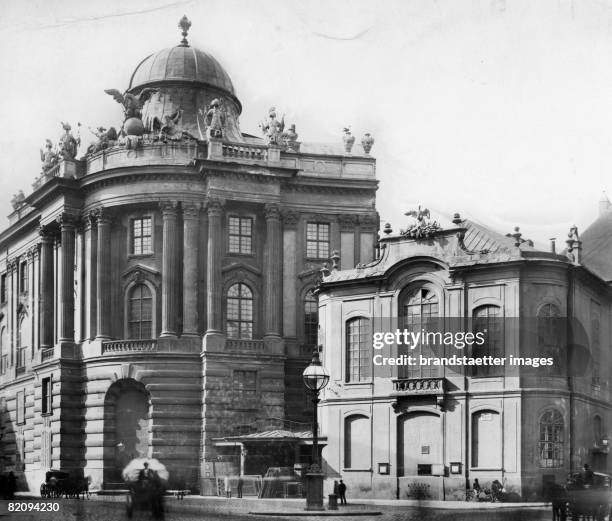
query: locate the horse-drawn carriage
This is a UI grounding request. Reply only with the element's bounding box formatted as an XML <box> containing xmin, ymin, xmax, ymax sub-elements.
<box><xmin>552</xmin><ymin>472</ymin><xmax>612</xmax><ymax>521</ymax></box>
<box><xmin>40</xmin><ymin>470</ymin><xmax>89</xmax><ymax>499</ymax></box>
<box><xmin>122</xmin><ymin>458</ymin><xmax>167</xmax><ymax>519</ymax></box>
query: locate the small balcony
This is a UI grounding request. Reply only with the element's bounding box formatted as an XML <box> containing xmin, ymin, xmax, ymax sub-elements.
<box><xmin>392</xmin><ymin>377</ymin><xmax>446</xmax><ymax>395</ymax></box>
<box><xmin>225</xmin><ymin>338</ymin><xmax>265</xmax><ymax>352</ymax></box>
<box><xmin>102</xmin><ymin>339</ymin><xmax>158</xmax><ymax>354</ymax></box>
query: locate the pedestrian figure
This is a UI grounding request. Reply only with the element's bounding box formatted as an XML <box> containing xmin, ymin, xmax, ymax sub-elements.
<box><xmin>583</xmin><ymin>464</ymin><xmax>594</xmax><ymax>486</ymax></box>
<box><xmin>338</xmin><ymin>479</ymin><xmax>347</xmax><ymax>505</ymax></box>
<box><xmin>473</xmin><ymin>478</ymin><xmax>481</xmax><ymax>492</ymax></box>
<box><xmin>224</xmin><ymin>476</ymin><xmax>231</xmax><ymax>498</ymax></box>
<box><xmin>237</xmin><ymin>476</ymin><xmax>243</xmax><ymax>498</ymax></box>
<box><xmin>7</xmin><ymin>471</ymin><xmax>17</xmax><ymax>500</ymax></box>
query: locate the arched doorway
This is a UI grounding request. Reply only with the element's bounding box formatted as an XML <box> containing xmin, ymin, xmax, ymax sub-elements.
<box><xmin>397</xmin><ymin>411</ymin><xmax>442</xmax><ymax>476</ymax></box>
<box><xmin>103</xmin><ymin>379</ymin><xmax>151</xmax><ymax>486</ymax></box>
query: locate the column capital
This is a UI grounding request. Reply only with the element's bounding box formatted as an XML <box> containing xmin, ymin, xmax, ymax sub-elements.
<box><xmin>38</xmin><ymin>225</ymin><xmax>56</xmax><ymax>242</ymax></box>
<box><xmin>29</xmin><ymin>244</ymin><xmax>40</xmax><ymax>260</ymax></box>
<box><xmin>264</xmin><ymin>203</ymin><xmax>281</xmax><ymax>221</ymax></box>
<box><xmin>338</xmin><ymin>214</ymin><xmax>359</xmax><ymax>232</ymax></box>
<box><xmin>183</xmin><ymin>202</ymin><xmax>201</xmax><ymax>219</ymax></box>
<box><xmin>92</xmin><ymin>207</ymin><xmax>113</xmax><ymax>226</ymax></box>
<box><xmin>7</xmin><ymin>258</ymin><xmax>18</xmax><ymax>272</ymax></box>
<box><xmin>359</xmin><ymin>213</ymin><xmax>378</xmax><ymax>232</ymax></box>
<box><xmin>83</xmin><ymin>211</ymin><xmax>98</xmax><ymax>231</ymax></box>
<box><xmin>56</xmin><ymin>212</ymin><xmax>79</xmax><ymax>230</ymax></box>
<box><xmin>281</xmin><ymin>210</ymin><xmax>300</xmax><ymax>228</ymax></box>
<box><xmin>207</xmin><ymin>197</ymin><xmax>225</xmax><ymax>217</ymax></box>
<box><xmin>160</xmin><ymin>200</ymin><xmax>179</xmax><ymax>217</ymax></box>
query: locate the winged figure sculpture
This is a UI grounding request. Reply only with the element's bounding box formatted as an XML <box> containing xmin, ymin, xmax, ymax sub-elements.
<box><xmin>104</xmin><ymin>88</ymin><xmax>158</xmax><ymax>120</ymax></box>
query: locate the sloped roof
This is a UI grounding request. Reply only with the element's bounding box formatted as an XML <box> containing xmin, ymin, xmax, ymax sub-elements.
<box><xmin>579</xmin><ymin>209</ymin><xmax>612</xmax><ymax>281</ymax></box>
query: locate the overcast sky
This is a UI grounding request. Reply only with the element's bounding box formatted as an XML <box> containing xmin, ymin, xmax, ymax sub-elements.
<box><xmin>1</xmin><ymin>0</ymin><xmax>612</xmax><ymax>248</ymax></box>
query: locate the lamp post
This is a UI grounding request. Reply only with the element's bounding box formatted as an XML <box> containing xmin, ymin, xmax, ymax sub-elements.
<box><xmin>302</xmin><ymin>348</ymin><xmax>329</xmax><ymax>510</ymax></box>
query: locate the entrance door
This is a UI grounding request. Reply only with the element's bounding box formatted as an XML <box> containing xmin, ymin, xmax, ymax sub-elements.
<box><xmin>398</xmin><ymin>412</ymin><xmax>441</xmax><ymax>476</ymax></box>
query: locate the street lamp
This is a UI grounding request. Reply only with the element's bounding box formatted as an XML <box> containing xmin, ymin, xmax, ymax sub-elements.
<box><xmin>302</xmin><ymin>348</ymin><xmax>329</xmax><ymax>510</ymax></box>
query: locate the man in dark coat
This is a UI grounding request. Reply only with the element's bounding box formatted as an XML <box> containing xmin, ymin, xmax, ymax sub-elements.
<box><xmin>338</xmin><ymin>479</ymin><xmax>347</xmax><ymax>505</ymax></box>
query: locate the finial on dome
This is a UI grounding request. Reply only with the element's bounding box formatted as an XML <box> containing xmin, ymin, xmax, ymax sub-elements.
<box><xmin>178</xmin><ymin>15</ymin><xmax>192</xmax><ymax>47</ymax></box>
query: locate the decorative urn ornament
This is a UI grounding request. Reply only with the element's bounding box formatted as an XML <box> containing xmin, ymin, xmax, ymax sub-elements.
<box><xmin>361</xmin><ymin>133</ymin><xmax>374</xmax><ymax>154</ymax></box>
<box><xmin>342</xmin><ymin>127</ymin><xmax>355</xmax><ymax>153</ymax></box>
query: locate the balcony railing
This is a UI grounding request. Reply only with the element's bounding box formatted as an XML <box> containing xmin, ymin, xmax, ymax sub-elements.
<box><xmin>41</xmin><ymin>348</ymin><xmax>54</xmax><ymax>362</ymax></box>
<box><xmin>225</xmin><ymin>339</ymin><xmax>265</xmax><ymax>352</ymax></box>
<box><xmin>222</xmin><ymin>142</ymin><xmax>268</xmax><ymax>161</ymax></box>
<box><xmin>392</xmin><ymin>377</ymin><xmax>446</xmax><ymax>395</ymax></box>
<box><xmin>102</xmin><ymin>339</ymin><xmax>158</xmax><ymax>354</ymax></box>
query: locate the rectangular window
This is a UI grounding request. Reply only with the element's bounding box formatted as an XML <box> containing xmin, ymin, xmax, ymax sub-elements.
<box><xmin>233</xmin><ymin>370</ymin><xmax>258</xmax><ymax>407</ymax></box>
<box><xmin>131</xmin><ymin>217</ymin><xmax>153</xmax><ymax>255</ymax></box>
<box><xmin>346</xmin><ymin>318</ymin><xmax>372</xmax><ymax>382</ymax></box>
<box><xmin>0</xmin><ymin>273</ymin><xmax>6</xmax><ymax>303</ymax></box>
<box><xmin>228</xmin><ymin>216</ymin><xmax>253</xmax><ymax>254</ymax></box>
<box><xmin>306</xmin><ymin>222</ymin><xmax>330</xmax><ymax>259</ymax></box>
<box><xmin>19</xmin><ymin>261</ymin><xmax>27</xmax><ymax>293</ymax></box>
<box><xmin>42</xmin><ymin>377</ymin><xmax>52</xmax><ymax>415</ymax></box>
<box><xmin>16</xmin><ymin>390</ymin><xmax>25</xmax><ymax>425</ymax></box>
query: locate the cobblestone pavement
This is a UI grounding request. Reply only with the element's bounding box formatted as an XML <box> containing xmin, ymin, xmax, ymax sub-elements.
<box><xmin>1</xmin><ymin>497</ymin><xmax>552</xmax><ymax>521</ymax></box>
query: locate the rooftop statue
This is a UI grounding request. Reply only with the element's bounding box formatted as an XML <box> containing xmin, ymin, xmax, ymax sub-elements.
<box><xmin>58</xmin><ymin>122</ymin><xmax>81</xmax><ymax>160</ymax></box>
<box><xmin>401</xmin><ymin>205</ymin><xmax>441</xmax><ymax>239</ymax></box>
<box><xmin>159</xmin><ymin>109</ymin><xmax>196</xmax><ymax>142</ymax></box>
<box><xmin>201</xmin><ymin>98</ymin><xmax>226</xmax><ymax>139</ymax></box>
<box><xmin>281</xmin><ymin>124</ymin><xmax>299</xmax><ymax>151</ymax></box>
<box><xmin>260</xmin><ymin>107</ymin><xmax>285</xmax><ymax>145</ymax></box>
<box><xmin>40</xmin><ymin>139</ymin><xmax>59</xmax><ymax>173</ymax></box>
<box><xmin>87</xmin><ymin>126</ymin><xmax>118</xmax><ymax>155</ymax></box>
<box><xmin>10</xmin><ymin>190</ymin><xmax>25</xmax><ymax>211</ymax></box>
<box><xmin>104</xmin><ymin>88</ymin><xmax>158</xmax><ymax>121</ymax></box>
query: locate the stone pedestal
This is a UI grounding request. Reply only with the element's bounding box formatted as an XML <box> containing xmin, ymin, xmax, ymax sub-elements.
<box><xmin>305</xmin><ymin>472</ymin><xmax>325</xmax><ymax>511</ymax></box>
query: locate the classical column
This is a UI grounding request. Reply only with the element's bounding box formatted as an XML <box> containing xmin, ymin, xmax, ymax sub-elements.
<box><xmin>96</xmin><ymin>209</ymin><xmax>111</xmax><ymax>340</ymax></box>
<box><xmin>264</xmin><ymin>204</ymin><xmax>282</xmax><ymax>338</ymax></box>
<box><xmin>8</xmin><ymin>260</ymin><xmax>16</xmax><ymax>364</ymax></box>
<box><xmin>27</xmin><ymin>249</ymin><xmax>35</xmax><ymax>356</ymax></box>
<box><xmin>39</xmin><ymin>227</ymin><xmax>55</xmax><ymax>350</ymax></box>
<box><xmin>84</xmin><ymin>212</ymin><xmax>97</xmax><ymax>340</ymax></box>
<box><xmin>182</xmin><ymin>203</ymin><xmax>200</xmax><ymax>336</ymax></box>
<box><xmin>206</xmin><ymin>198</ymin><xmax>224</xmax><ymax>334</ymax></box>
<box><xmin>58</xmin><ymin>213</ymin><xmax>77</xmax><ymax>343</ymax></box>
<box><xmin>160</xmin><ymin>201</ymin><xmax>179</xmax><ymax>337</ymax></box>
<box><xmin>31</xmin><ymin>245</ymin><xmax>40</xmax><ymax>352</ymax></box>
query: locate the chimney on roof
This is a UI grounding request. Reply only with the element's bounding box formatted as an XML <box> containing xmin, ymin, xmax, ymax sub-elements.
<box><xmin>599</xmin><ymin>192</ymin><xmax>611</xmax><ymax>216</ymax></box>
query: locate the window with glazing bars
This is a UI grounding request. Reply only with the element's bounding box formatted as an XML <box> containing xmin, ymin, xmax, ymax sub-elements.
<box><xmin>128</xmin><ymin>284</ymin><xmax>153</xmax><ymax>339</ymax></box>
<box><xmin>132</xmin><ymin>217</ymin><xmax>152</xmax><ymax>255</ymax></box>
<box><xmin>304</xmin><ymin>289</ymin><xmax>318</xmax><ymax>346</ymax></box>
<box><xmin>306</xmin><ymin>223</ymin><xmax>330</xmax><ymax>259</ymax></box>
<box><xmin>227</xmin><ymin>283</ymin><xmax>253</xmax><ymax>339</ymax></box>
<box><xmin>346</xmin><ymin>317</ymin><xmax>371</xmax><ymax>382</ymax></box>
<box><xmin>228</xmin><ymin>217</ymin><xmax>253</xmax><ymax>254</ymax></box>
<box><xmin>539</xmin><ymin>410</ymin><xmax>564</xmax><ymax>468</ymax></box>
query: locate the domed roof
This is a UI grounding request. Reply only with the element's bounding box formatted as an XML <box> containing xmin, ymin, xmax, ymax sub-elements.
<box><xmin>128</xmin><ymin>17</ymin><xmax>235</xmax><ymax>98</ymax></box>
<box><xmin>129</xmin><ymin>45</ymin><xmax>235</xmax><ymax>96</ymax></box>
<box><xmin>579</xmin><ymin>208</ymin><xmax>612</xmax><ymax>281</ymax></box>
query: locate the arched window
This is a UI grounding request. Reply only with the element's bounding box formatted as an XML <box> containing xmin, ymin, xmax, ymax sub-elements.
<box><xmin>127</xmin><ymin>284</ymin><xmax>153</xmax><ymax>339</ymax></box>
<box><xmin>472</xmin><ymin>410</ymin><xmax>502</xmax><ymax>468</ymax></box>
<box><xmin>346</xmin><ymin>317</ymin><xmax>371</xmax><ymax>382</ymax></box>
<box><xmin>344</xmin><ymin>414</ymin><xmax>370</xmax><ymax>469</ymax></box>
<box><xmin>538</xmin><ymin>304</ymin><xmax>562</xmax><ymax>376</ymax></box>
<box><xmin>227</xmin><ymin>283</ymin><xmax>253</xmax><ymax>339</ymax></box>
<box><xmin>16</xmin><ymin>314</ymin><xmax>28</xmax><ymax>370</ymax></box>
<box><xmin>472</xmin><ymin>305</ymin><xmax>503</xmax><ymax>377</ymax></box>
<box><xmin>304</xmin><ymin>289</ymin><xmax>318</xmax><ymax>347</ymax></box>
<box><xmin>400</xmin><ymin>287</ymin><xmax>439</xmax><ymax>378</ymax></box>
<box><xmin>539</xmin><ymin>409</ymin><xmax>564</xmax><ymax>468</ymax></box>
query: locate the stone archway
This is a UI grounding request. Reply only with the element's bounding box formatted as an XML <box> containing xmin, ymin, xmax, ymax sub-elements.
<box><xmin>103</xmin><ymin>379</ymin><xmax>151</xmax><ymax>486</ymax></box>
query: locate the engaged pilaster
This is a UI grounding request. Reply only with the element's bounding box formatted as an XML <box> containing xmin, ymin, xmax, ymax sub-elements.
<box><xmin>39</xmin><ymin>227</ymin><xmax>55</xmax><ymax>350</ymax></box>
<box><xmin>264</xmin><ymin>203</ymin><xmax>282</xmax><ymax>339</ymax></box>
<box><xmin>160</xmin><ymin>201</ymin><xmax>179</xmax><ymax>338</ymax></box>
<box><xmin>205</xmin><ymin>198</ymin><xmax>224</xmax><ymax>336</ymax></box>
<box><xmin>58</xmin><ymin>213</ymin><xmax>77</xmax><ymax>343</ymax></box>
<box><xmin>95</xmin><ymin>209</ymin><xmax>112</xmax><ymax>340</ymax></box>
<box><xmin>182</xmin><ymin>202</ymin><xmax>200</xmax><ymax>337</ymax></box>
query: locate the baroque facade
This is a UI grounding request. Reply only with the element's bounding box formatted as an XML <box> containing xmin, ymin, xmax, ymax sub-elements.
<box><xmin>317</xmin><ymin>204</ymin><xmax>612</xmax><ymax>500</ymax></box>
<box><xmin>0</xmin><ymin>18</ymin><xmax>378</xmax><ymax>492</ymax></box>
